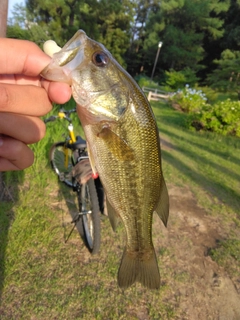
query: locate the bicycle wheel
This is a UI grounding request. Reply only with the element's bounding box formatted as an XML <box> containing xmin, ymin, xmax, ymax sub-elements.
<box><xmin>49</xmin><ymin>142</ymin><xmax>74</xmax><ymax>187</ymax></box>
<box><xmin>75</xmin><ymin>179</ymin><xmax>101</xmax><ymax>254</ymax></box>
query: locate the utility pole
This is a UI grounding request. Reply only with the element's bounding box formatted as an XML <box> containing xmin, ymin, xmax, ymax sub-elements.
<box><xmin>150</xmin><ymin>41</ymin><xmax>163</xmax><ymax>82</ymax></box>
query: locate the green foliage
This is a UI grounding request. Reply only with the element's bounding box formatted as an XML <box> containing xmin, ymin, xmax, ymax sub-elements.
<box><xmin>196</xmin><ymin>86</ymin><xmax>219</xmax><ymax>104</ymax></box>
<box><xmin>6</xmin><ymin>0</ymin><xmax>239</xmax><ymax>86</ymax></box>
<box><xmin>7</xmin><ymin>2</ymin><xmax>54</xmax><ymax>44</ymax></box>
<box><xmin>135</xmin><ymin>75</ymin><xmax>160</xmax><ymax>89</ymax></box>
<box><xmin>95</xmin><ymin>0</ymin><xmax>135</xmax><ymax>66</ymax></box>
<box><xmin>222</xmin><ymin>0</ymin><xmax>240</xmax><ymax>50</ymax></box>
<box><xmin>207</xmin><ymin>49</ymin><xmax>240</xmax><ymax>94</ymax></box>
<box><xmin>8</xmin><ymin>0</ymin><xmax>134</xmax><ymax>65</ymax></box>
<box><xmin>170</xmin><ymin>85</ymin><xmax>207</xmax><ymax>113</ymax></box>
<box><xmin>165</xmin><ymin>69</ymin><xmax>186</xmax><ymax>90</ymax></box>
<box><xmin>141</xmin><ymin>0</ymin><xmax>229</xmax><ymax>75</ymax></box>
<box><xmin>7</xmin><ymin>24</ymin><xmax>30</xmax><ymax>40</ymax></box>
<box><xmin>189</xmin><ymin>99</ymin><xmax>240</xmax><ymax>137</ymax></box>
<box><xmin>165</xmin><ymin>68</ymin><xmax>199</xmax><ymax>90</ymax></box>
<box><xmin>171</xmin><ymin>85</ymin><xmax>240</xmax><ymax>137</ymax></box>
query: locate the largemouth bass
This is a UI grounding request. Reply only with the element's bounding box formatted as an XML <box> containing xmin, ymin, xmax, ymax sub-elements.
<box><xmin>41</xmin><ymin>30</ymin><xmax>169</xmax><ymax>289</ymax></box>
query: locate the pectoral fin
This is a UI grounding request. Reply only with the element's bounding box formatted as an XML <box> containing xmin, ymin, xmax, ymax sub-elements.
<box><xmin>106</xmin><ymin>197</ymin><xmax>119</xmax><ymax>232</ymax></box>
<box><xmin>97</xmin><ymin>127</ymin><xmax>134</xmax><ymax>161</ymax></box>
<box><xmin>154</xmin><ymin>177</ymin><xmax>169</xmax><ymax>227</ymax></box>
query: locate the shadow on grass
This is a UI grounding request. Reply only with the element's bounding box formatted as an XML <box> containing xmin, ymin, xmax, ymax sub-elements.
<box><xmin>55</xmin><ymin>180</ymin><xmax>84</xmax><ymax>244</ymax></box>
<box><xmin>151</xmin><ymin>102</ymin><xmax>240</xmax><ymax>212</ymax></box>
<box><xmin>160</xmin><ymin>127</ymin><xmax>240</xmax><ymax>184</ymax></box>
<box><xmin>162</xmin><ymin>149</ymin><xmax>240</xmax><ymax>213</ymax></box>
<box><xmin>160</xmin><ymin>126</ymin><xmax>240</xmax><ymax>167</ymax></box>
<box><xmin>0</xmin><ymin>170</ymin><xmax>25</xmax><ymax>303</ymax></box>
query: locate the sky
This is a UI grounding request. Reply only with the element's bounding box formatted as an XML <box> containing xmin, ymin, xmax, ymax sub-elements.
<box><xmin>8</xmin><ymin>0</ymin><xmax>25</xmax><ymax>18</ymax></box>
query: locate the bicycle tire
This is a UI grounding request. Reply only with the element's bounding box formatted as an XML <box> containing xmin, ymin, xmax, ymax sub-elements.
<box><xmin>49</xmin><ymin>142</ymin><xmax>74</xmax><ymax>187</ymax></box>
<box><xmin>75</xmin><ymin>179</ymin><xmax>101</xmax><ymax>254</ymax></box>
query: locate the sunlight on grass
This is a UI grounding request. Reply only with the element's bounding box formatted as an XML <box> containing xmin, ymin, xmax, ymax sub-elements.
<box><xmin>153</xmin><ymin>101</ymin><xmax>240</xmax><ymax>281</ymax></box>
<box><xmin>153</xmin><ymin>102</ymin><xmax>240</xmax><ymax>214</ymax></box>
<box><xmin>0</xmin><ymin>100</ymin><xmax>239</xmax><ymax>319</ymax></box>
<box><xmin>0</xmin><ymin>102</ymin><xmax>175</xmax><ymax>319</ymax></box>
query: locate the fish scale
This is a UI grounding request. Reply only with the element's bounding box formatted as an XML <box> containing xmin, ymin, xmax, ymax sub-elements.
<box><xmin>41</xmin><ymin>29</ymin><xmax>169</xmax><ymax>289</ymax></box>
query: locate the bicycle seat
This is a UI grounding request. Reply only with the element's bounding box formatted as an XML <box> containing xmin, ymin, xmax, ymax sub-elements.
<box><xmin>69</xmin><ymin>135</ymin><xmax>87</xmax><ymax>150</ymax></box>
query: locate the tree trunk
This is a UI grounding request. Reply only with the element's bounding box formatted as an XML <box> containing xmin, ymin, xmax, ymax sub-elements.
<box><xmin>0</xmin><ymin>0</ymin><xmax>8</xmax><ymax>37</ymax></box>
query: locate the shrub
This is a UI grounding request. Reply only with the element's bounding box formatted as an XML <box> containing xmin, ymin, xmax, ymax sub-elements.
<box><xmin>195</xmin><ymin>86</ymin><xmax>218</xmax><ymax>104</ymax></box>
<box><xmin>190</xmin><ymin>99</ymin><xmax>240</xmax><ymax>137</ymax></box>
<box><xmin>165</xmin><ymin>68</ymin><xmax>199</xmax><ymax>90</ymax></box>
<box><xmin>170</xmin><ymin>85</ymin><xmax>240</xmax><ymax>137</ymax></box>
<box><xmin>135</xmin><ymin>75</ymin><xmax>159</xmax><ymax>89</ymax></box>
<box><xmin>170</xmin><ymin>84</ymin><xmax>207</xmax><ymax>113</ymax></box>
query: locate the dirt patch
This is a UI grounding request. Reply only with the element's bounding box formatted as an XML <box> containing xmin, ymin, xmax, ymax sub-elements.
<box><xmin>152</xmin><ymin>184</ymin><xmax>240</xmax><ymax>319</ymax></box>
<box><xmin>160</xmin><ymin>137</ymin><xmax>176</xmax><ymax>151</ymax></box>
<box><xmin>47</xmin><ymin>135</ymin><xmax>240</xmax><ymax>319</ymax></box>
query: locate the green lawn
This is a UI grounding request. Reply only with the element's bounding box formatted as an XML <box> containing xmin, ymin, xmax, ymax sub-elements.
<box><xmin>0</xmin><ymin>101</ymin><xmax>239</xmax><ymax>319</ymax></box>
<box><xmin>153</xmin><ymin>102</ymin><xmax>240</xmax><ymax>214</ymax></box>
<box><xmin>153</xmin><ymin>101</ymin><xmax>240</xmax><ymax>277</ymax></box>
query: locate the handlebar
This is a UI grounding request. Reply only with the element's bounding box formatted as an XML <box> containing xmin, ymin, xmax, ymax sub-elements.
<box><xmin>44</xmin><ymin>107</ymin><xmax>76</xmax><ymax>124</ymax></box>
<box><xmin>44</xmin><ymin>115</ymin><xmax>57</xmax><ymax>123</ymax></box>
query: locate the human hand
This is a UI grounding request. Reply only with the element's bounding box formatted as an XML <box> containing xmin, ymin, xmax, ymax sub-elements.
<box><xmin>0</xmin><ymin>38</ymin><xmax>71</xmax><ymax>171</ymax></box>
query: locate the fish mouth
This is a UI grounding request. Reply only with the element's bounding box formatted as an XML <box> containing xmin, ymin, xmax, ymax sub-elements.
<box><xmin>57</xmin><ymin>30</ymin><xmax>87</xmax><ymax>67</ymax></box>
<box><xmin>41</xmin><ymin>30</ymin><xmax>87</xmax><ymax>83</ymax></box>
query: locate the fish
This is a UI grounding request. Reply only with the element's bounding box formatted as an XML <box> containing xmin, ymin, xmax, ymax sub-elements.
<box><xmin>41</xmin><ymin>30</ymin><xmax>169</xmax><ymax>289</ymax></box>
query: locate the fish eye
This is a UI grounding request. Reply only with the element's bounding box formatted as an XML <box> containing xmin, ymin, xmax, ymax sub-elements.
<box><xmin>92</xmin><ymin>51</ymin><xmax>109</xmax><ymax>67</ymax></box>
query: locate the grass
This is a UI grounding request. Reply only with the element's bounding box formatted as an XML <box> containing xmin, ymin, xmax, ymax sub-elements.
<box><xmin>152</xmin><ymin>101</ymin><xmax>240</xmax><ymax>277</ymax></box>
<box><xmin>153</xmin><ymin>102</ymin><xmax>240</xmax><ymax>213</ymax></box>
<box><xmin>0</xmin><ymin>100</ymin><xmax>240</xmax><ymax>319</ymax></box>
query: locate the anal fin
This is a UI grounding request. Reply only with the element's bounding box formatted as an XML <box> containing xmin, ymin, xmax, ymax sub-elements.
<box><xmin>106</xmin><ymin>197</ymin><xmax>120</xmax><ymax>232</ymax></box>
<box><xmin>154</xmin><ymin>177</ymin><xmax>169</xmax><ymax>227</ymax></box>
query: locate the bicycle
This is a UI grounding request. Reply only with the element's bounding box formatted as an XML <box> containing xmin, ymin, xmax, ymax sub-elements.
<box><xmin>44</xmin><ymin>107</ymin><xmax>102</xmax><ymax>254</ymax></box>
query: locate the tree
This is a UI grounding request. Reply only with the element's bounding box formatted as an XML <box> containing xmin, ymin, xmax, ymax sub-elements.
<box><xmin>125</xmin><ymin>0</ymin><xmax>159</xmax><ymax>75</ymax></box>
<box><xmin>20</xmin><ymin>0</ymin><xmax>134</xmax><ymax>65</ymax></box>
<box><xmin>140</xmin><ymin>0</ymin><xmax>230</xmax><ymax>81</ymax></box>
<box><xmin>90</xmin><ymin>0</ymin><xmax>135</xmax><ymax>66</ymax></box>
<box><xmin>7</xmin><ymin>3</ymin><xmax>49</xmax><ymax>43</ymax></box>
<box><xmin>7</xmin><ymin>0</ymin><xmax>238</xmax><ymax>85</ymax></box>
<box><xmin>201</xmin><ymin>0</ymin><xmax>240</xmax><ymax>85</ymax></box>
<box><xmin>222</xmin><ymin>0</ymin><xmax>240</xmax><ymax>50</ymax></box>
<box><xmin>207</xmin><ymin>49</ymin><xmax>240</xmax><ymax>98</ymax></box>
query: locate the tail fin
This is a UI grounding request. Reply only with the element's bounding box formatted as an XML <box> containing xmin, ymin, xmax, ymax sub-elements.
<box><xmin>118</xmin><ymin>248</ymin><xmax>160</xmax><ymax>289</ymax></box>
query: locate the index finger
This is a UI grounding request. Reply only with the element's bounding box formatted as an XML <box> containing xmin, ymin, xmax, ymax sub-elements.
<box><xmin>0</xmin><ymin>38</ymin><xmax>50</xmax><ymax>76</ymax></box>
<box><xmin>0</xmin><ymin>38</ymin><xmax>72</xmax><ymax>109</ymax></box>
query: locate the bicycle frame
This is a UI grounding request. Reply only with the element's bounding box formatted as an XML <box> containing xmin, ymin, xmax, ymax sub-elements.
<box><xmin>47</xmin><ymin>109</ymin><xmax>77</xmax><ymax>169</ymax></box>
<box><xmin>44</xmin><ymin>107</ymin><xmax>98</xmax><ymax>182</ymax></box>
<box><xmin>64</xmin><ymin>123</ymin><xmax>76</xmax><ymax>169</ymax></box>
<box><xmin>44</xmin><ymin>107</ymin><xmax>102</xmax><ymax>253</ymax></box>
